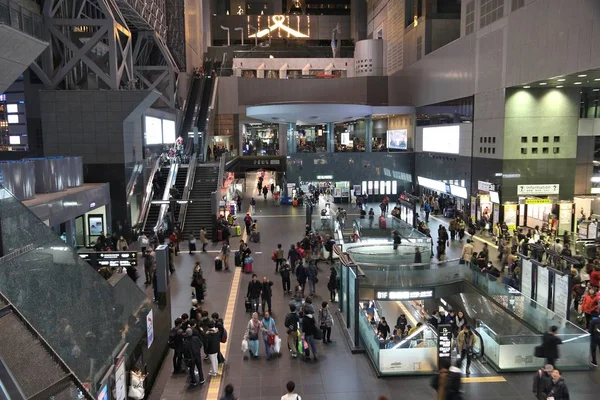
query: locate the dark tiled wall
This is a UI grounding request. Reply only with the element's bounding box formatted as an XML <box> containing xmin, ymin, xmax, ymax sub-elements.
<box><xmin>415</xmin><ymin>153</ymin><xmax>473</xmax><ymax>193</ymax></box>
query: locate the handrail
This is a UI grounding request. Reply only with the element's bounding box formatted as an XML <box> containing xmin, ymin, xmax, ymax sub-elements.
<box><xmin>137</xmin><ymin>157</ymin><xmax>162</xmax><ymax>230</ymax></box>
<box><xmin>211</xmin><ymin>154</ymin><xmax>228</xmax><ymax>216</ymax></box>
<box><xmin>178</xmin><ymin>153</ymin><xmax>198</xmax><ymax>231</ymax></box>
<box><xmin>203</xmin><ymin>75</ymin><xmax>219</xmax><ymax>161</ymax></box>
<box><xmin>153</xmin><ymin>163</ymin><xmax>179</xmax><ymax>233</ymax></box>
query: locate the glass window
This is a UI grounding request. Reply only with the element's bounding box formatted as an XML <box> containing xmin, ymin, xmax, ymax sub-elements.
<box><xmin>372</xmin><ymin>117</ymin><xmax>388</xmax><ymax>152</ymax></box>
<box><xmin>243</xmin><ymin>123</ymin><xmax>279</xmax><ymax>155</ymax></box>
<box><xmin>295</xmin><ymin>125</ymin><xmax>327</xmax><ymax>153</ymax></box>
<box><xmin>334</xmin><ymin>120</ymin><xmax>366</xmax><ymax>152</ymax></box>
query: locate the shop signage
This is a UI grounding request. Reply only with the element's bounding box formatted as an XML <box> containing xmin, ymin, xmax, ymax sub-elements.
<box><xmin>437</xmin><ymin>324</ymin><xmax>453</xmax><ymax>362</ymax></box>
<box><xmin>525</xmin><ymin>198</ymin><xmax>553</xmax><ymax>205</ymax></box>
<box><xmin>558</xmin><ymin>203</ymin><xmax>572</xmax><ymax>225</ymax></box>
<box><xmin>89</xmin><ymin>202</ymin><xmax>96</xmax><ymax>209</ymax></box>
<box><xmin>449</xmin><ymin>185</ymin><xmax>467</xmax><ymax>199</ymax></box>
<box><xmin>553</xmin><ymin>273</ymin><xmax>570</xmax><ymax>319</ymax></box>
<box><xmin>375</xmin><ymin>289</ymin><xmax>434</xmax><ymax>300</ymax></box>
<box><xmin>417</xmin><ymin>176</ymin><xmax>448</xmax><ymax>194</ymax></box>
<box><xmin>146</xmin><ymin>309</ymin><xmax>154</xmax><ymax>348</ymax></box>
<box><xmin>79</xmin><ymin>252</ymin><xmax>138</xmax><ymax>269</ymax></box>
<box><xmin>478</xmin><ymin>181</ymin><xmax>495</xmax><ymax>192</ymax></box>
<box><xmin>316</xmin><ymin>175</ymin><xmax>333</xmax><ymax>180</ymax></box>
<box><xmin>504</xmin><ymin>203</ymin><xmax>517</xmax><ymax>231</ymax></box>
<box><xmin>489</xmin><ymin>191</ymin><xmax>500</xmax><ymax>204</ymax></box>
<box><xmin>252</xmin><ymin>159</ymin><xmax>280</xmax><ymax>165</ymax></box>
<box><xmin>517</xmin><ymin>184</ymin><xmax>559</xmax><ymax>196</ymax></box>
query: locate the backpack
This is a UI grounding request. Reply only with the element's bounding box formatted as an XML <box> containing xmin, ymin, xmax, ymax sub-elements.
<box><xmin>271</xmin><ymin>251</ymin><xmax>277</xmax><ymax>262</ymax></box>
<box><xmin>168</xmin><ymin>327</ymin><xmax>178</xmax><ymax>349</ymax></box>
<box><xmin>220</xmin><ymin>325</ymin><xmax>228</xmax><ymax>343</ymax></box>
<box><xmin>325</xmin><ymin>240</ymin><xmax>334</xmax><ymax>252</ymax></box>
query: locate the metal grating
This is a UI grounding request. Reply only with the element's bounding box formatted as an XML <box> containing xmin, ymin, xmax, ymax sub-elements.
<box><xmin>114</xmin><ymin>0</ymin><xmax>166</xmax><ymax>39</ymax></box>
<box><xmin>0</xmin><ymin>311</ymin><xmax>68</xmax><ymax>398</ymax></box>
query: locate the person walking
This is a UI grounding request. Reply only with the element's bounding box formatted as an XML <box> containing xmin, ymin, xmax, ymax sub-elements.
<box><xmin>532</xmin><ymin>364</ymin><xmax>554</xmax><ymax>400</ymax></box>
<box><xmin>296</xmin><ymin>263</ymin><xmax>308</xmax><ymax>294</ymax></box>
<box><xmin>307</xmin><ymin>261</ymin><xmax>318</xmax><ymax>297</ymax></box>
<box><xmin>590</xmin><ymin>311</ymin><xmax>600</xmax><ymax>366</ymax></box>
<box><xmin>284</xmin><ymin>304</ymin><xmax>300</xmax><ymax>358</ymax></box>
<box><xmin>261</xmin><ymin>311</ymin><xmax>278</xmax><ymax>360</ymax></box>
<box><xmin>281</xmin><ymin>381</ymin><xmax>301</xmax><ymax>400</ymax></box>
<box><xmin>424</xmin><ymin>201</ymin><xmax>431</xmax><ymax>223</ymax></box>
<box><xmin>457</xmin><ymin>324</ymin><xmax>475</xmax><ymax>376</ymax></box>
<box><xmin>393</xmin><ymin>231</ymin><xmax>402</xmax><ymax>250</ymax></box>
<box><xmin>138</xmin><ymin>233</ymin><xmax>149</xmax><ymax>255</ymax></box>
<box><xmin>220</xmin><ymin>242</ymin><xmax>231</xmax><ymax>270</ymax></box>
<box><xmin>246</xmin><ymin>274</ymin><xmax>262</xmax><ymax>313</ymax></box>
<box><xmin>280</xmin><ymin>261</ymin><xmax>292</xmax><ymax>293</ymax></box>
<box><xmin>327</xmin><ymin>267</ymin><xmax>337</xmax><ymax>302</ymax></box>
<box><xmin>261</xmin><ymin>276</ymin><xmax>274</xmax><ymax>314</ymax></box>
<box><xmin>582</xmin><ymin>288</ymin><xmax>598</xmax><ymax>327</ymax></box>
<box><xmin>143</xmin><ymin>249</ymin><xmax>155</xmax><ymax>285</ymax></box>
<box><xmin>430</xmin><ymin>359</ymin><xmax>462</xmax><ymax>400</ymax></box>
<box><xmin>287</xmin><ymin>244</ymin><xmax>300</xmax><ymax>273</ymax></box>
<box><xmin>191</xmin><ymin>262</ymin><xmax>205</xmax><ymax>303</ymax></box>
<box><xmin>199</xmin><ymin>227</ymin><xmax>208</xmax><ymax>252</ymax></box>
<box><xmin>220</xmin><ymin>384</ymin><xmax>237</xmax><ymax>400</ymax></box>
<box><xmin>184</xmin><ymin>328</ymin><xmax>205</xmax><ymax>387</ymax></box>
<box><xmin>457</xmin><ymin>218</ymin><xmax>466</xmax><ymax>241</ymax></box>
<box><xmin>368</xmin><ymin>208</ymin><xmax>375</xmax><ymax>228</ymax></box>
<box><xmin>170</xmin><ymin>317</ymin><xmax>185</xmax><ymax>373</ymax></box>
<box><xmin>449</xmin><ymin>217</ymin><xmax>457</xmax><ymax>241</ymax></box>
<box><xmin>319</xmin><ymin>301</ymin><xmax>334</xmax><ymax>344</ymax></box>
<box><xmin>274</xmin><ymin>243</ymin><xmax>285</xmax><ymax>273</ymax></box>
<box><xmin>250</xmin><ymin>198</ymin><xmax>256</xmax><ymax>215</ymax></box>
<box><xmin>461</xmin><ymin>239</ymin><xmax>474</xmax><ymax>264</ymax></box>
<box><xmin>205</xmin><ymin>321</ymin><xmax>221</xmax><ymax>377</ymax></box>
<box><xmin>117</xmin><ymin>236</ymin><xmax>128</xmax><ymax>251</ymax></box>
<box><xmin>244</xmin><ymin>312</ymin><xmax>261</xmax><ymax>359</ymax></box>
<box><xmin>302</xmin><ymin>310</ymin><xmax>319</xmax><ymax>361</ymax></box>
<box><xmin>188</xmin><ymin>232</ymin><xmax>197</xmax><ymax>254</ymax></box>
<box><xmin>244</xmin><ymin>213</ymin><xmax>253</xmax><ymax>235</ymax></box>
<box><xmin>547</xmin><ymin>369</ymin><xmax>570</xmax><ymax>400</ymax></box>
<box><xmin>542</xmin><ymin>325</ymin><xmax>563</xmax><ymax>367</ymax></box>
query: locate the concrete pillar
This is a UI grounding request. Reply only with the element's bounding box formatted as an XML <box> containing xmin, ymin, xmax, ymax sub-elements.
<box><xmin>327</xmin><ymin>122</ymin><xmax>335</xmax><ymax>153</ymax></box>
<box><xmin>287</xmin><ymin>123</ymin><xmax>296</xmax><ymax>154</ymax></box>
<box><xmin>65</xmin><ymin>218</ymin><xmax>77</xmax><ymax>248</ymax></box>
<box><xmin>365</xmin><ymin>116</ymin><xmax>373</xmax><ymax>152</ymax></box>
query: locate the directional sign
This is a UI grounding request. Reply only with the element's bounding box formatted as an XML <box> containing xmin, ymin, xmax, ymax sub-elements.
<box><xmin>517</xmin><ymin>184</ymin><xmax>559</xmax><ymax>196</ymax></box>
<box><xmin>438</xmin><ymin>324</ymin><xmax>453</xmax><ymax>364</ymax></box>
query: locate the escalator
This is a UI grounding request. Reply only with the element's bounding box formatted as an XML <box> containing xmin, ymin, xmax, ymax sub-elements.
<box><xmin>143</xmin><ymin>166</ymin><xmax>170</xmax><ymax>233</ymax></box>
<box><xmin>171</xmin><ymin>165</ymin><xmax>188</xmax><ymax>227</ymax></box>
<box><xmin>179</xmin><ymin>77</ymin><xmax>204</xmax><ymax>141</ymax></box>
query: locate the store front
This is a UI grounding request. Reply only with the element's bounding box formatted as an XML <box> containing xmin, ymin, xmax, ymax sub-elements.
<box><xmin>299</xmin><ymin>177</ymin><xmax>351</xmax><ymax>203</ymax></box>
<box><xmin>334</xmin><ymin>120</ymin><xmax>366</xmax><ymax>152</ymax></box>
<box><xmin>416</xmin><ymin>176</ymin><xmax>467</xmax><ymax>217</ymax></box>
<box><xmin>514</xmin><ymin>184</ymin><xmax>561</xmax><ymax>234</ymax></box>
<box><xmin>294</xmin><ymin>124</ymin><xmax>327</xmax><ymax>153</ymax></box>
<box><xmin>397</xmin><ymin>193</ymin><xmax>418</xmax><ymax>228</ymax></box>
<box><xmin>474</xmin><ymin>181</ymin><xmax>501</xmax><ymax>227</ymax></box>
<box><xmin>242</xmin><ymin>123</ymin><xmax>279</xmax><ymax>156</ymax></box>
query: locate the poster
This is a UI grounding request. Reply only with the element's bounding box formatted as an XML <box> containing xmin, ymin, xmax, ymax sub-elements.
<box><xmin>386</xmin><ymin>129</ymin><xmax>408</xmax><ymax>150</ymax></box>
<box><xmin>536</xmin><ymin>266</ymin><xmax>549</xmax><ymax>308</ymax></box>
<box><xmin>553</xmin><ymin>274</ymin><xmax>570</xmax><ymax>319</ymax></box>
<box><xmin>521</xmin><ymin>259</ymin><xmax>533</xmax><ymax>299</ymax></box>
<box><xmin>341</xmin><ymin>131</ymin><xmax>351</xmax><ymax>146</ymax></box>
<box><xmin>470</xmin><ymin>197</ymin><xmax>477</xmax><ymax>224</ymax></box>
<box><xmin>504</xmin><ymin>204</ymin><xmax>517</xmax><ymax>231</ymax></box>
<box><xmin>493</xmin><ymin>203</ymin><xmax>500</xmax><ymax>225</ymax></box>
<box><xmin>89</xmin><ymin>216</ymin><xmax>104</xmax><ymax>235</ymax></box>
<box><xmin>146</xmin><ymin>309</ymin><xmax>154</xmax><ymax>349</ymax></box>
<box><xmin>114</xmin><ymin>357</ymin><xmax>126</xmax><ymax>400</ymax></box>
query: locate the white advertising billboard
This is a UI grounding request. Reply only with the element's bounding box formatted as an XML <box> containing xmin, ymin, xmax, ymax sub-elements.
<box><xmin>144</xmin><ymin>116</ymin><xmax>163</xmax><ymax>145</ymax></box>
<box><xmin>387</xmin><ymin>129</ymin><xmax>407</xmax><ymax>150</ymax></box>
<box><xmin>422</xmin><ymin>125</ymin><xmax>460</xmax><ymax>154</ymax></box>
<box><xmin>162</xmin><ymin>119</ymin><xmax>176</xmax><ymax>143</ymax></box>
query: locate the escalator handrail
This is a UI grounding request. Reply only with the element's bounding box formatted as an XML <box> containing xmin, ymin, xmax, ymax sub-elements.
<box><xmin>178</xmin><ymin>153</ymin><xmax>198</xmax><ymax>232</ymax></box>
<box><xmin>471</xmin><ymin>323</ymin><xmax>486</xmax><ymax>359</ymax></box>
<box><xmin>179</xmin><ymin>76</ymin><xmax>197</xmax><ymax>135</ymax></box>
<box><xmin>153</xmin><ymin>163</ymin><xmax>179</xmax><ymax>233</ymax></box>
<box><xmin>200</xmin><ymin>74</ymin><xmax>218</xmax><ymax>162</ymax></box>
<box><xmin>137</xmin><ymin>156</ymin><xmax>162</xmax><ymax>231</ymax></box>
<box><xmin>190</xmin><ymin>78</ymin><xmax>207</xmax><ymax>130</ymax></box>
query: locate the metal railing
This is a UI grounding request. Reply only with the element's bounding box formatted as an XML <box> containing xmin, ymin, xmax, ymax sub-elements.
<box><xmin>153</xmin><ymin>163</ymin><xmax>178</xmax><ymax>233</ymax></box>
<box><xmin>0</xmin><ymin>0</ymin><xmax>46</xmax><ymax>41</ymax></box>
<box><xmin>177</xmin><ymin>153</ymin><xmax>197</xmax><ymax>232</ymax></box>
<box><xmin>202</xmin><ymin>75</ymin><xmax>219</xmax><ymax>162</ymax></box>
<box><xmin>211</xmin><ymin>153</ymin><xmax>229</xmax><ymax>217</ymax></box>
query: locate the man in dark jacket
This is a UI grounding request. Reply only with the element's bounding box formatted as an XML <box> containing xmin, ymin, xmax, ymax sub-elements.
<box><xmin>532</xmin><ymin>364</ymin><xmax>553</xmax><ymax>400</ymax></box>
<box><xmin>393</xmin><ymin>231</ymin><xmax>402</xmax><ymax>250</ymax></box>
<box><xmin>211</xmin><ymin>312</ymin><xmax>226</xmax><ymax>364</ymax></box>
<box><xmin>542</xmin><ymin>325</ymin><xmax>562</xmax><ymax>367</ymax></box>
<box><xmin>247</xmin><ymin>274</ymin><xmax>262</xmax><ymax>312</ymax></box>
<box><xmin>261</xmin><ymin>277</ymin><xmax>274</xmax><ymax>313</ymax></box>
<box><xmin>547</xmin><ymin>369</ymin><xmax>570</xmax><ymax>400</ymax></box>
<box><xmin>171</xmin><ymin>318</ymin><xmax>186</xmax><ymax>373</ymax></box>
<box><xmin>280</xmin><ymin>261</ymin><xmax>292</xmax><ymax>293</ymax></box>
<box><xmin>184</xmin><ymin>328</ymin><xmax>205</xmax><ymax>387</ymax></box>
<box><xmin>284</xmin><ymin>305</ymin><xmax>300</xmax><ymax>357</ymax></box>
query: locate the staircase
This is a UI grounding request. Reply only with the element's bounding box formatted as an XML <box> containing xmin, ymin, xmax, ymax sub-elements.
<box><xmin>183</xmin><ymin>165</ymin><xmax>219</xmax><ymax>240</ymax></box>
<box><xmin>144</xmin><ymin>166</ymin><xmax>170</xmax><ymax>232</ymax></box>
<box><xmin>172</xmin><ymin>165</ymin><xmax>188</xmax><ymax>225</ymax></box>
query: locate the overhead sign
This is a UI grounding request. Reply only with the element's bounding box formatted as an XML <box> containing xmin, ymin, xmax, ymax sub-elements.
<box><xmin>525</xmin><ymin>198</ymin><xmax>553</xmax><ymax>205</ymax></box>
<box><xmin>517</xmin><ymin>184</ymin><xmax>559</xmax><ymax>196</ymax></box>
<box><xmin>417</xmin><ymin>176</ymin><xmax>447</xmax><ymax>194</ymax></box>
<box><xmin>449</xmin><ymin>185</ymin><xmax>467</xmax><ymax>199</ymax></box>
<box><xmin>249</xmin><ymin>15</ymin><xmax>309</xmax><ymax>38</ymax></box>
<box><xmin>437</xmin><ymin>324</ymin><xmax>453</xmax><ymax>363</ymax></box>
<box><xmin>478</xmin><ymin>181</ymin><xmax>495</xmax><ymax>192</ymax></box>
<box><xmin>375</xmin><ymin>289</ymin><xmax>434</xmax><ymax>300</ymax></box>
<box><xmin>316</xmin><ymin>175</ymin><xmax>333</xmax><ymax>180</ymax></box>
<box><xmin>79</xmin><ymin>252</ymin><xmax>138</xmax><ymax>269</ymax></box>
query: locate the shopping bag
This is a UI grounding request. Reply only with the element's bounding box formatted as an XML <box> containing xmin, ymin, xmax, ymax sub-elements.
<box><xmin>274</xmin><ymin>335</ymin><xmax>282</xmax><ymax>353</ymax></box>
<box><xmin>241</xmin><ymin>339</ymin><xmax>249</xmax><ymax>353</ymax></box>
<box><xmin>297</xmin><ymin>336</ymin><xmax>304</xmax><ymax>355</ymax></box>
<box><xmin>267</xmin><ymin>333</ymin><xmax>276</xmax><ymax>346</ymax></box>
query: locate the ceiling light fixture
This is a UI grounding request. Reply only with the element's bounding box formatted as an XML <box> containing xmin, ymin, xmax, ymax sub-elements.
<box><xmin>594</xmin><ymin>89</ymin><xmax>600</xmax><ymax>92</ymax></box>
<box><xmin>539</xmin><ymin>82</ymin><xmax>547</xmax><ymax>85</ymax></box>
<box><xmin>574</xmin><ymin>82</ymin><xmax>582</xmax><ymax>85</ymax></box>
<box><xmin>523</xmin><ymin>86</ymin><xmax>531</xmax><ymax>89</ymax></box>
<box><xmin>595</xmin><ymin>79</ymin><xmax>600</xmax><ymax>81</ymax></box>
<box><xmin>578</xmin><ymin>74</ymin><xmax>587</xmax><ymax>77</ymax></box>
<box><xmin>556</xmin><ymin>85</ymin><xmax>563</xmax><ymax>88</ymax></box>
<box><xmin>557</xmin><ymin>78</ymin><xmax>566</xmax><ymax>82</ymax></box>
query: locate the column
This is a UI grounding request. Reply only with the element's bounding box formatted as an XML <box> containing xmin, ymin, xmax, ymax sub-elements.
<box><xmin>65</xmin><ymin>218</ymin><xmax>77</xmax><ymax>248</ymax></box>
<box><xmin>287</xmin><ymin>122</ymin><xmax>296</xmax><ymax>154</ymax></box>
<box><xmin>365</xmin><ymin>116</ymin><xmax>372</xmax><ymax>152</ymax></box>
<box><xmin>327</xmin><ymin>122</ymin><xmax>335</xmax><ymax>153</ymax></box>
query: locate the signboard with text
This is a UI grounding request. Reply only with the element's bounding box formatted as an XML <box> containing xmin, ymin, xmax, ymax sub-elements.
<box><xmin>437</xmin><ymin>324</ymin><xmax>453</xmax><ymax>365</ymax></box>
<box><xmin>375</xmin><ymin>289</ymin><xmax>434</xmax><ymax>300</ymax></box>
<box><xmin>477</xmin><ymin>181</ymin><xmax>495</xmax><ymax>192</ymax></box>
<box><xmin>79</xmin><ymin>252</ymin><xmax>138</xmax><ymax>269</ymax></box>
<box><xmin>517</xmin><ymin>184</ymin><xmax>559</xmax><ymax>196</ymax></box>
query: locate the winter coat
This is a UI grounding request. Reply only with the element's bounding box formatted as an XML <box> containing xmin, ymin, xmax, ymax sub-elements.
<box><xmin>302</xmin><ymin>314</ymin><xmax>317</xmax><ymax>336</ymax></box>
<box><xmin>541</xmin><ymin>332</ymin><xmax>562</xmax><ymax>360</ymax></box>
<box><xmin>547</xmin><ymin>378</ymin><xmax>570</xmax><ymax>400</ymax></box>
<box><xmin>205</xmin><ymin>328</ymin><xmax>221</xmax><ymax>354</ymax></box>
<box><xmin>244</xmin><ymin>319</ymin><xmax>260</xmax><ymax>341</ymax></box>
<box><xmin>582</xmin><ymin>293</ymin><xmax>599</xmax><ymax>314</ymax></box>
<box><xmin>532</xmin><ymin>369</ymin><xmax>553</xmax><ymax>400</ymax></box>
<box><xmin>318</xmin><ymin>307</ymin><xmax>334</xmax><ymax>328</ymax></box>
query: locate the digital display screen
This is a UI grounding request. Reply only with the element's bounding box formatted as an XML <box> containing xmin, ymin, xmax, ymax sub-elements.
<box><xmin>97</xmin><ymin>384</ymin><xmax>109</xmax><ymax>400</ymax></box>
<box><xmin>7</xmin><ymin>114</ymin><xmax>19</xmax><ymax>124</ymax></box>
<box><xmin>422</xmin><ymin>125</ymin><xmax>460</xmax><ymax>154</ymax></box>
<box><xmin>6</xmin><ymin>104</ymin><xmax>18</xmax><ymax>113</ymax></box>
<box><xmin>144</xmin><ymin>116</ymin><xmax>163</xmax><ymax>145</ymax></box>
<box><xmin>387</xmin><ymin>129</ymin><xmax>408</xmax><ymax>150</ymax></box>
<box><xmin>376</xmin><ymin>289</ymin><xmax>434</xmax><ymax>300</ymax></box>
<box><xmin>79</xmin><ymin>252</ymin><xmax>138</xmax><ymax>269</ymax></box>
<box><xmin>162</xmin><ymin>119</ymin><xmax>176</xmax><ymax>143</ymax></box>
<box><xmin>489</xmin><ymin>191</ymin><xmax>500</xmax><ymax>204</ymax></box>
<box><xmin>438</xmin><ymin>324</ymin><xmax>453</xmax><ymax>360</ymax></box>
<box><xmin>8</xmin><ymin>136</ymin><xmax>20</xmax><ymax>145</ymax></box>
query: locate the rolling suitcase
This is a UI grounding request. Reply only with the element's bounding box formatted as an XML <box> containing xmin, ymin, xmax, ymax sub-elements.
<box><xmin>217</xmin><ymin>229</ymin><xmax>223</xmax><ymax>241</ymax></box>
<box><xmin>293</xmin><ymin>199</ymin><xmax>298</xmax><ymax>207</ymax></box>
<box><xmin>234</xmin><ymin>251</ymin><xmax>241</xmax><ymax>267</ymax></box>
<box><xmin>379</xmin><ymin>216</ymin><xmax>386</xmax><ymax>229</ymax></box>
<box><xmin>250</xmin><ymin>231</ymin><xmax>260</xmax><ymax>243</ymax></box>
<box><xmin>243</xmin><ymin>257</ymin><xmax>253</xmax><ymax>273</ymax></box>
<box><xmin>215</xmin><ymin>257</ymin><xmax>223</xmax><ymax>271</ymax></box>
<box><xmin>245</xmin><ymin>298</ymin><xmax>252</xmax><ymax>312</ymax></box>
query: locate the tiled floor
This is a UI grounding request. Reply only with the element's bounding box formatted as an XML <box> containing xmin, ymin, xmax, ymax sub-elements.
<box><xmin>149</xmin><ymin>176</ymin><xmax>600</xmax><ymax>400</ymax></box>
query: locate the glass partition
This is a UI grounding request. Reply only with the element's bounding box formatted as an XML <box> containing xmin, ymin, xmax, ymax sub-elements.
<box><xmin>345</xmin><ymin>243</ymin><xmax>433</xmax><ymax>268</ymax></box>
<box><xmin>358</xmin><ymin>259</ymin><xmax>464</xmax><ymax>287</ymax></box>
<box><xmin>348</xmin><ymin>266</ymin><xmax>357</xmax><ymax>344</ymax></box>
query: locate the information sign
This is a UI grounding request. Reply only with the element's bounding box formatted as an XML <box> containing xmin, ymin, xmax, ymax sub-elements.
<box><xmin>375</xmin><ymin>289</ymin><xmax>434</xmax><ymax>300</ymax></box>
<box><xmin>437</xmin><ymin>324</ymin><xmax>453</xmax><ymax>364</ymax></box>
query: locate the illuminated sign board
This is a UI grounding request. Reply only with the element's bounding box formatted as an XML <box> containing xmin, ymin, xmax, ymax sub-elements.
<box><xmin>79</xmin><ymin>252</ymin><xmax>138</xmax><ymax>269</ymax></box>
<box><xmin>422</xmin><ymin>125</ymin><xmax>460</xmax><ymax>154</ymax></box>
<box><xmin>249</xmin><ymin>15</ymin><xmax>309</xmax><ymax>38</ymax></box>
<box><xmin>375</xmin><ymin>289</ymin><xmax>434</xmax><ymax>300</ymax></box>
<box><xmin>437</xmin><ymin>324</ymin><xmax>453</xmax><ymax>362</ymax></box>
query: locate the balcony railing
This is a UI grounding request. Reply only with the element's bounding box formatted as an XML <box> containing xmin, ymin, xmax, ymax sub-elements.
<box><xmin>0</xmin><ymin>0</ymin><xmax>46</xmax><ymax>41</ymax></box>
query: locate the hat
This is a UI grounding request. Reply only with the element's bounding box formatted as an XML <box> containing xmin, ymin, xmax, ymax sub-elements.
<box><xmin>544</xmin><ymin>364</ymin><xmax>554</xmax><ymax>372</ymax></box>
<box><xmin>191</xmin><ymin>299</ymin><xmax>198</xmax><ymax>306</ymax></box>
<box><xmin>185</xmin><ymin>328</ymin><xmax>193</xmax><ymax>337</ymax></box>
